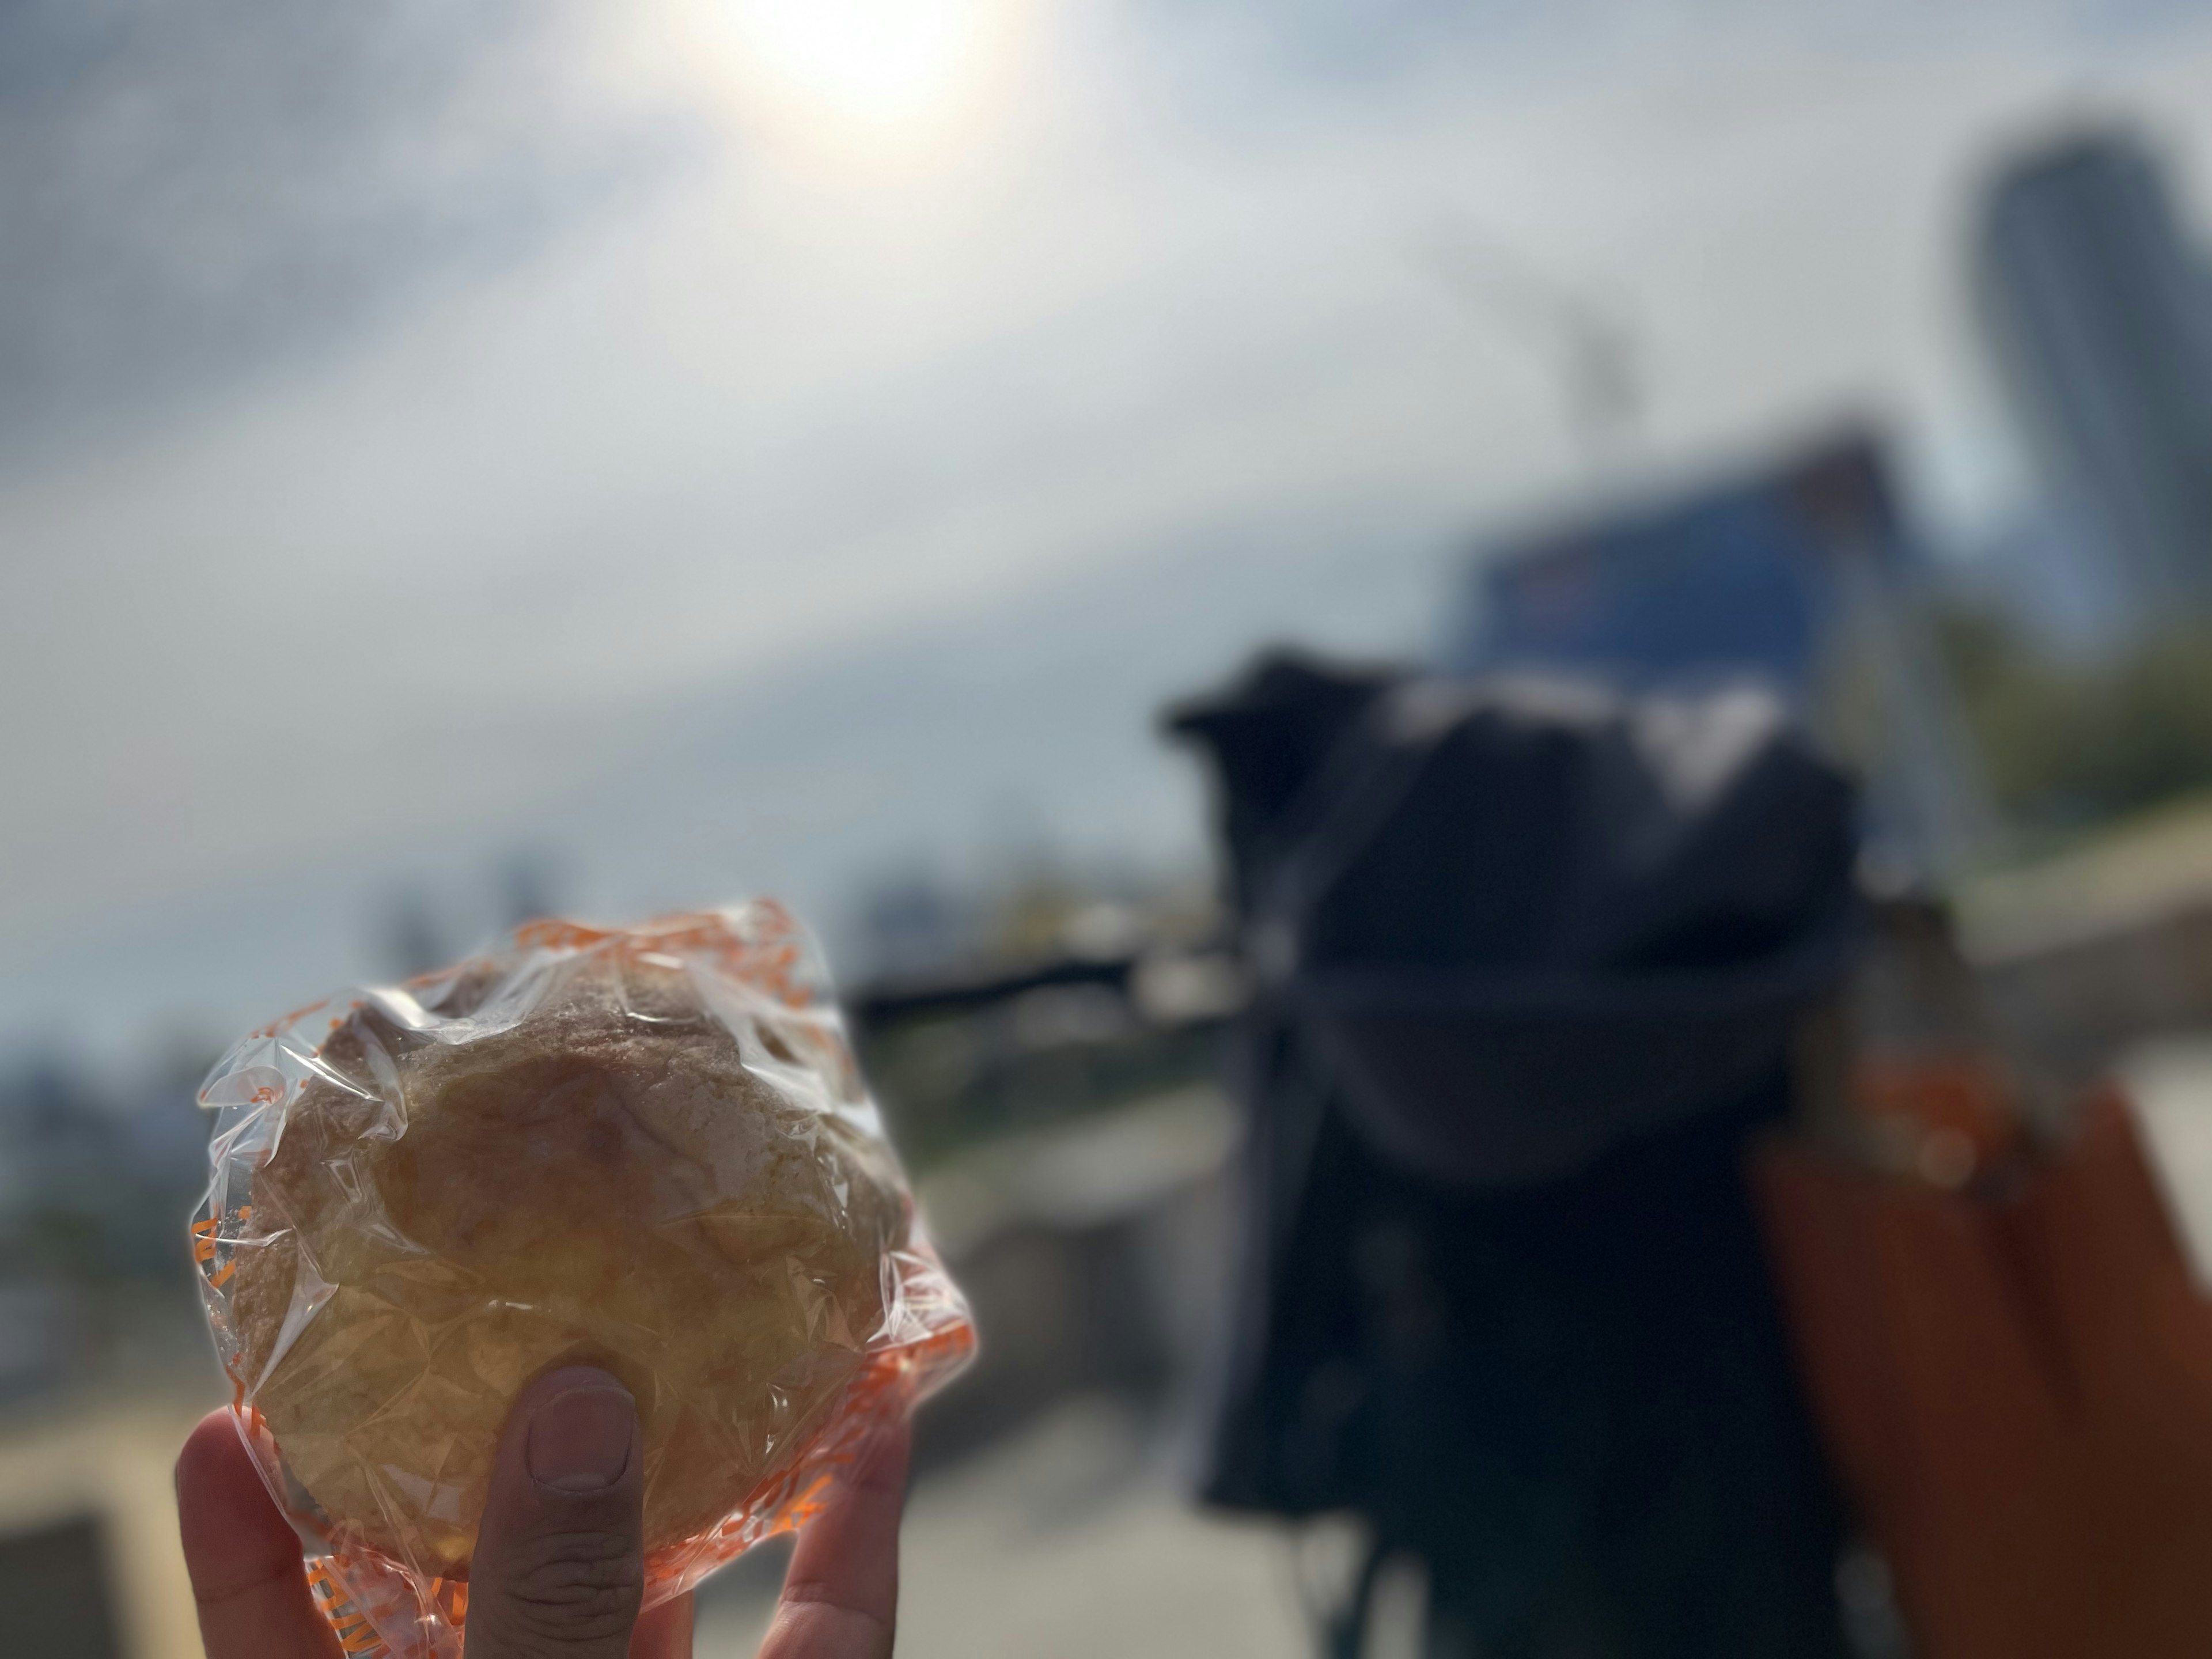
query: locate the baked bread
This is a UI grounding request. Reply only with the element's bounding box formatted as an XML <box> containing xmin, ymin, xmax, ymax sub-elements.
<box><xmin>222</xmin><ymin>942</ymin><xmax>907</xmax><ymax>1579</ymax></box>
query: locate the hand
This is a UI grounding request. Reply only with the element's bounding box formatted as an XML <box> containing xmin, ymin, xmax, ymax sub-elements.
<box><xmin>176</xmin><ymin>1366</ymin><xmax>910</xmax><ymax>1659</ymax></box>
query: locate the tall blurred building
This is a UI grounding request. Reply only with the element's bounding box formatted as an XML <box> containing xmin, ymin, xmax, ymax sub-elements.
<box><xmin>1976</xmin><ymin>128</ymin><xmax>2212</xmax><ymax>644</ymax></box>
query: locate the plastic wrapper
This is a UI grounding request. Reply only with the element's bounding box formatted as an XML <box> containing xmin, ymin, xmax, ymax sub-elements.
<box><xmin>192</xmin><ymin>905</ymin><xmax>975</xmax><ymax>1659</ymax></box>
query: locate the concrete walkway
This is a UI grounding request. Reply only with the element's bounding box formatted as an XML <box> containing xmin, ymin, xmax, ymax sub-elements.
<box><xmin>695</xmin><ymin>1396</ymin><xmax>1311</xmax><ymax>1659</ymax></box>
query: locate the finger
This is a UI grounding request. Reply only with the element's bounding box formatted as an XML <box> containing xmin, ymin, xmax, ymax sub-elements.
<box><xmin>757</xmin><ymin>1415</ymin><xmax>912</xmax><ymax>1659</ymax></box>
<box><xmin>465</xmin><ymin>1366</ymin><xmax>646</xmax><ymax>1659</ymax></box>
<box><xmin>629</xmin><ymin>1592</ymin><xmax>692</xmax><ymax>1659</ymax></box>
<box><xmin>176</xmin><ymin>1410</ymin><xmax>342</xmax><ymax>1659</ymax></box>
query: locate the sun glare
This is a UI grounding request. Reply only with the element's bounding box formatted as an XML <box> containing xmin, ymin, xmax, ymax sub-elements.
<box><xmin>697</xmin><ymin>0</ymin><xmax>1018</xmax><ymax>150</ymax></box>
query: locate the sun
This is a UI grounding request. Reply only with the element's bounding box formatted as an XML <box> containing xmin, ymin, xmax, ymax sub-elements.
<box><xmin>692</xmin><ymin>0</ymin><xmax>1021</xmax><ymax>152</ymax></box>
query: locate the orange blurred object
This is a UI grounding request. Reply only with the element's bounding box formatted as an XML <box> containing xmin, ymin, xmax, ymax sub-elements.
<box><xmin>1756</xmin><ymin>1086</ymin><xmax>2212</xmax><ymax>1658</ymax></box>
<box><xmin>1851</xmin><ymin>1056</ymin><xmax>2020</xmax><ymax>1183</ymax></box>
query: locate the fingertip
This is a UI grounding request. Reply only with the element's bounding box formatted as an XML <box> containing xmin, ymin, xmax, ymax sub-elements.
<box><xmin>506</xmin><ymin>1363</ymin><xmax>634</xmax><ymax>1422</ymax></box>
<box><xmin>628</xmin><ymin>1592</ymin><xmax>693</xmax><ymax>1659</ymax></box>
<box><xmin>176</xmin><ymin>1409</ymin><xmax>342</xmax><ymax>1659</ymax></box>
<box><xmin>479</xmin><ymin>1363</ymin><xmax>642</xmax><ymax>1521</ymax></box>
<box><xmin>176</xmin><ymin>1408</ymin><xmax>247</xmax><ymax>1493</ymax></box>
<box><xmin>466</xmin><ymin>1365</ymin><xmax>647</xmax><ymax>1659</ymax></box>
<box><xmin>849</xmin><ymin>1413</ymin><xmax>914</xmax><ymax>1498</ymax></box>
<box><xmin>522</xmin><ymin>1374</ymin><xmax>637</xmax><ymax>1494</ymax></box>
<box><xmin>770</xmin><ymin>1410</ymin><xmax>913</xmax><ymax>1655</ymax></box>
<box><xmin>177</xmin><ymin>1410</ymin><xmax>304</xmax><ymax>1598</ymax></box>
<box><xmin>176</xmin><ymin>1413</ymin><xmax>283</xmax><ymax>1532</ymax></box>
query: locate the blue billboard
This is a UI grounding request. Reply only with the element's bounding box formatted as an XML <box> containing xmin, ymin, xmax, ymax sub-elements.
<box><xmin>1449</xmin><ymin>433</ymin><xmax>1907</xmax><ymax>706</ymax></box>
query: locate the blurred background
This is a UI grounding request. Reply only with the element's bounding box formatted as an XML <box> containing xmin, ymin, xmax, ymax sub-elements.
<box><xmin>14</xmin><ymin>1</ymin><xmax>2212</xmax><ymax>1655</ymax></box>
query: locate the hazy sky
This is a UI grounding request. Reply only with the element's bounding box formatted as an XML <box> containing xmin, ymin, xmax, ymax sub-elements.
<box><xmin>9</xmin><ymin>0</ymin><xmax>2212</xmax><ymax>1059</ymax></box>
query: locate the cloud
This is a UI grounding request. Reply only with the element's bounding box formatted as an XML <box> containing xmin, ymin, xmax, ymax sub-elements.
<box><xmin>0</xmin><ymin>0</ymin><xmax>678</xmax><ymax>465</ymax></box>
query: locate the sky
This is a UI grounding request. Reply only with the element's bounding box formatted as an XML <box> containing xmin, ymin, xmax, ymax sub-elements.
<box><xmin>8</xmin><ymin>0</ymin><xmax>2212</xmax><ymax>1062</ymax></box>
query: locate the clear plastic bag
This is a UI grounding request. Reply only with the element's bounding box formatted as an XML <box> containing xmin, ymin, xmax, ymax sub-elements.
<box><xmin>192</xmin><ymin>905</ymin><xmax>975</xmax><ymax>1658</ymax></box>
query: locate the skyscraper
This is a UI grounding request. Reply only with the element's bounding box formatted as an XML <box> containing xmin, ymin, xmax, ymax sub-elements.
<box><xmin>1978</xmin><ymin>128</ymin><xmax>2212</xmax><ymax>641</ymax></box>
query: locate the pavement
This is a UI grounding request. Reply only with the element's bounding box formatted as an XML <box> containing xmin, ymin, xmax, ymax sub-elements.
<box><xmin>694</xmin><ymin>1395</ymin><xmax>1313</xmax><ymax>1659</ymax></box>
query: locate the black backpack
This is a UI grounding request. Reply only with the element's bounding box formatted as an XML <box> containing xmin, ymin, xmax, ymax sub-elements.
<box><xmin>1168</xmin><ymin>653</ymin><xmax>1861</xmax><ymax>1659</ymax></box>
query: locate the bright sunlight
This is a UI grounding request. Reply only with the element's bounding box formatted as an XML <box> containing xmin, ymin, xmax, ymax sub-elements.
<box><xmin>695</xmin><ymin>0</ymin><xmax>1021</xmax><ymax>153</ymax></box>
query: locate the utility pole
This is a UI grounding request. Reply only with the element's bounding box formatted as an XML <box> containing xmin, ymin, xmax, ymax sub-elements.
<box><xmin>1415</xmin><ymin>215</ymin><xmax>1643</xmax><ymax>474</ymax></box>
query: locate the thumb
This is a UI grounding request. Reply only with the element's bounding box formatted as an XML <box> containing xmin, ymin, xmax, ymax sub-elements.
<box><xmin>464</xmin><ymin>1366</ymin><xmax>646</xmax><ymax>1659</ymax></box>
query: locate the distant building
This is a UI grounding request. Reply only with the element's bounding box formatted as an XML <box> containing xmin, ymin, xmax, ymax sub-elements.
<box><xmin>1445</xmin><ymin>431</ymin><xmax>1987</xmax><ymax>880</ymax></box>
<box><xmin>1976</xmin><ymin>128</ymin><xmax>2212</xmax><ymax>641</ymax></box>
<box><xmin>1457</xmin><ymin>443</ymin><xmax>1878</xmax><ymax>700</ymax></box>
<box><xmin>854</xmin><ymin>872</ymin><xmax>976</xmax><ymax>979</ymax></box>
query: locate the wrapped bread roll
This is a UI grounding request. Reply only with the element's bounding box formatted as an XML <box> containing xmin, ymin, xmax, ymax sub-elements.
<box><xmin>194</xmin><ymin>907</ymin><xmax>974</xmax><ymax>1659</ymax></box>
